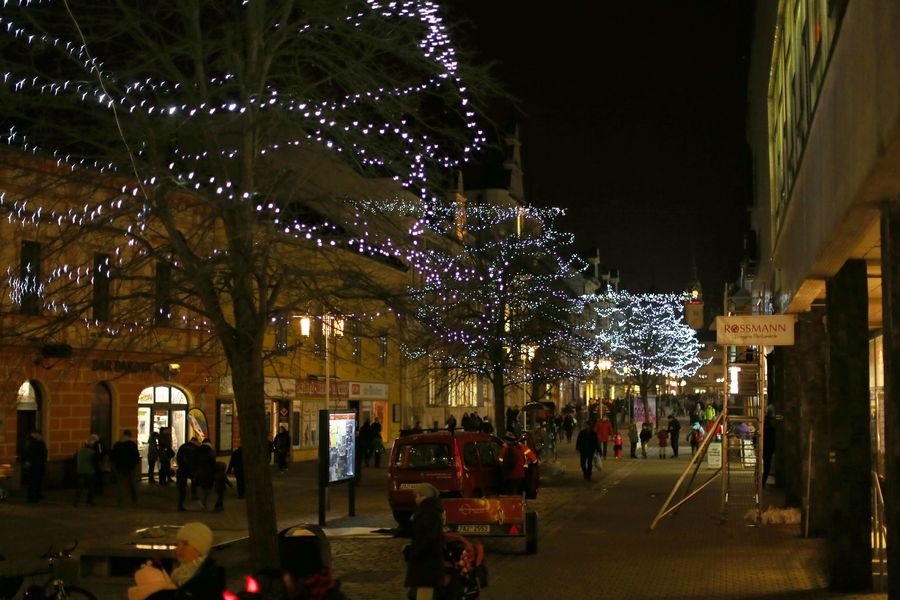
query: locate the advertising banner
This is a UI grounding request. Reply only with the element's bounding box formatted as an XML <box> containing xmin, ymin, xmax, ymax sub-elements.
<box><xmin>716</xmin><ymin>315</ymin><xmax>795</xmax><ymax>346</ymax></box>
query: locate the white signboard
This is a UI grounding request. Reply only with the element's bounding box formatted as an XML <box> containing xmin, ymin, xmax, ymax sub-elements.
<box><xmin>707</xmin><ymin>441</ymin><xmax>722</xmax><ymax>469</ymax></box>
<box><xmin>716</xmin><ymin>315</ymin><xmax>795</xmax><ymax>346</ymax></box>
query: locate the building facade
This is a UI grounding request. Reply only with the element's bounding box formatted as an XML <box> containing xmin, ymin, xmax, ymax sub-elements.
<box><xmin>747</xmin><ymin>0</ymin><xmax>900</xmax><ymax>591</ymax></box>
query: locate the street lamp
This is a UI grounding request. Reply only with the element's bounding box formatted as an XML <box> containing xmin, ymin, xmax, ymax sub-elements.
<box><xmin>299</xmin><ymin>314</ymin><xmax>344</xmax><ymax>409</ymax></box>
<box><xmin>523</xmin><ymin>345</ymin><xmax>536</xmax><ymax>406</ymax></box>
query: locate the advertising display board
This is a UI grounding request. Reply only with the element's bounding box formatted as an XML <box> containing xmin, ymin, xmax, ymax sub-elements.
<box><xmin>321</xmin><ymin>410</ymin><xmax>357</xmax><ymax>484</ymax></box>
<box><xmin>317</xmin><ymin>409</ymin><xmax>358</xmax><ymax>525</ymax></box>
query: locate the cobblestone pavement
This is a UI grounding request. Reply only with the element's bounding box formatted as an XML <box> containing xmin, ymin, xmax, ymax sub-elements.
<box><xmin>0</xmin><ymin>437</ymin><xmax>889</xmax><ymax>600</ymax></box>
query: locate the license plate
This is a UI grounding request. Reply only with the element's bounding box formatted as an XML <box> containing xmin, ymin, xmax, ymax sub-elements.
<box><xmin>399</xmin><ymin>483</ymin><xmax>418</xmax><ymax>489</ymax></box>
<box><xmin>456</xmin><ymin>524</ymin><xmax>490</xmax><ymax>534</ymax></box>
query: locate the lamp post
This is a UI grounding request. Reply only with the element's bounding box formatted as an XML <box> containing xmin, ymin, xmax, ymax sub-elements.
<box><xmin>523</xmin><ymin>345</ymin><xmax>536</xmax><ymax>406</ymax></box>
<box><xmin>299</xmin><ymin>314</ymin><xmax>344</xmax><ymax>409</ymax></box>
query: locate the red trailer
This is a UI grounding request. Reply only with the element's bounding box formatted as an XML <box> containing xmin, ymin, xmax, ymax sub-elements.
<box><xmin>442</xmin><ymin>495</ymin><xmax>538</xmax><ymax>554</ymax></box>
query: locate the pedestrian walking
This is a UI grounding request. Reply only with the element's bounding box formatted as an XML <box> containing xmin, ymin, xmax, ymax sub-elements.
<box><xmin>22</xmin><ymin>429</ymin><xmax>48</xmax><ymax>504</ymax></box>
<box><xmin>176</xmin><ymin>437</ymin><xmax>201</xmax><ymax>511</ymax></box>
<box><xmin>158</xmin><ymin>426</ymin><xmax>174</xmax><ymax>485</ymax></box>
<box><xmin>195</xmin><ymin>438</ymin><xmax>217</xmax><ymax>511</ymax></box>
<box><xmin>72</xmin><ymin>437</ymin><xmax>98</xmax><ymax>506</ymax></box>
<box><xmin>594</xmin><ymin>414</ymin><xmax>613</xmax><ymax>459</ymax></box>
<box><xmin>147</xmin><ymin>429</ymin><xmax>160</xmax><ymax>483</ymax></box>
<box><xmin>613</xmin><ymin>432</ymin><xmax>623</xmax><ymax>459</ymax></box>
<box><xmin>110</xmin><ymin>429</ymin><xmax>141</xmax><ymax>505</ymax></box>
<box><xmin>358</xmin><ymin>418</ymin><xmax>374</xmax><ymax>467</ymax></box>
<box><xmin>563</xmin><ymin>413</ymin><xmax>576</xmax><ymax>443</ymax></box>
<box><xmin>639</xmin><ymin>422</ymin><xmax>652</xmax><ymax>459</ymax></box>
<box><xmin>371</xmin><ymin>417</ymin><xmax>384</xmax><ymax>468</ymax></box>
<box><xmin>575</xmin><ymin>422</ymin><xmax>600</xmax><ymax>480</ymax></box>
<box><xmin>89</xmin><ymin>434</ymin><xmax>108</xmax><ymax>496</ymax></box>
<box><xmin>274</xmin><ymin>425</ymin><xmax>291</xmax><ymax>473</ymax></box>
<box><xmin>667</xmin><ymin>414</ymin><xmax>681</xmax><ymax>458</ymax></box>
<box><xmin>403</xmin><ymin>483</ymin><xmax>444</xmax><ymax>600</ymax></box>
<box><xmin>627</xmin><ymin>421</ymin><xmax>639</xmax><ymax>458</ymax></box>
<box><xmin>226</xmin><ymin>446</ymin><xmax>245</xmax><ymax>499</ymax></box>
<box><xmin>688</xmin><ymin>422</ymin><xmax>704</xmax><ymax>455</ymax></box>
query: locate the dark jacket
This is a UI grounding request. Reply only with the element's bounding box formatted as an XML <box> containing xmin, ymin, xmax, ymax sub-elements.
<box><xmin>575</xmin><ymin>428</ymin><xmax>599</xmax><ymax>456</ymax></box>
<box><xmin>110</xmin><ymin>438</ymin><xmax>140</xmax><ymax>474</ymax></box>
<box><xmin>194</xmin><ymin>443</ymin><xmax>217</xmax><ymax>489</ymax></box>
<box><xmin>148</xmin><ymin>432</ymin><xmax>160</xmax><ymax>461</ymax></box>
<box><xmin>176</xmin><ymin>441</ymin><xmax>198</xmax><ymax>477</ymax></box>
<box><xmin>404</xmin><ymin>496</ymin><xmax>445</xmax><ymax>589</ymax></box>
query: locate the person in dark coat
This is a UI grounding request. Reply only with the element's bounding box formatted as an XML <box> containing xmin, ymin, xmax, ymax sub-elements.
<box><xmin>110</xmin><ymin>429</ymin><xmax>141</xmax><ymax>505</ymax></box>
<box><xmin>176</xmin><ymin>437</ymin><xmax>200</xmax><ymax>511</ymax></box>
<box><xmin>358</xmin><ymin>418</ymin><xmax>374</xmax><ymax>468</ymax></box>
<box><xmin>22</xmin><ymin>429</ymin><xmax>48</xmax><ymax>503</ymax></box>
<box><xmin>158</xmin><ymin>427</ymin><xmax>174</xmax><ymax>485</ymax></box>
<box><xmin>575</xmin><ymin>422</ymin><xmax>599</xmax><ymax>480</ymax></box>
<box><xmin>274</xmin><ymin>426</ymin><xmax>291</xmax><ymax>473</ymax></box>
<box><xmin>226</xmin><ymin>446</ymin><xmax>245</xmax><ymax>499</ymax></box>
<box><xmin>147</xmin><ymin>430</ymin><xmax>161</xmax><ymax>483</ymax></box>
<box><xmin>404</xmin><ymin>483</ymin><xmax>444</xmax><ymax>600</ymax></box>
<box><xmin>194</xmin><ymin>439</ymin><xmax>217</xmax><ymax>511</ymax></box>
<box><xmin>639</xmin><ymin>422</ymin><xmax>653</xmax><ymax>459</ymax></box>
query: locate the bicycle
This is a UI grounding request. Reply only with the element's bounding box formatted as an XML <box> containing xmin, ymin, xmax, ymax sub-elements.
<box><xmin>0</xmin><ymin>541</ymin><xmax>97</xmax><ymax>600</ymax></box>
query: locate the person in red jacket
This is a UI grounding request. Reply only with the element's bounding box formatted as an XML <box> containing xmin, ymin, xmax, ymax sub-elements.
<box><xmin>594</xmin><ymin>415</ymin><xmax>614</xmax><ymax>459</ymax></box>
<box><xmin>612</xmin><ymin>432</ymin><xmax>624</xmax><ymax>459</ymax></box>
<box><xmin>499</xmin><ymin>432</ymin><xmax>527</xmax><ymax>494</ymax></box>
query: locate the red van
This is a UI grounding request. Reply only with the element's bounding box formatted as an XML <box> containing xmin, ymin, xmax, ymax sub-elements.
<box><xmin>387</xmin><ymin>430</ymin><xmax>539</xmax><ymax>525</ymax></box>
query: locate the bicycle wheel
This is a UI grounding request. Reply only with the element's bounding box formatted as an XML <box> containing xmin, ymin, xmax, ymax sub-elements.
<box><xmin>60</xmin><ymin>585</ymin><xmax>98</xmax><ymax>600</ymax></box>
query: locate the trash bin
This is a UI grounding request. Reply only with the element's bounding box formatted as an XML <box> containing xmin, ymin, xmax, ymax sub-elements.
<box><xmin>278</xmin><ymin>524</ymin><xmax>331</xmax><ymax>581</ymax></box>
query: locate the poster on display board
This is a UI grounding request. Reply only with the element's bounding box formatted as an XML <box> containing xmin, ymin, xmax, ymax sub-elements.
<box><xmin>319</xmin><ymin>409</ymin><xmax>357</xmax><ymax>485</ymax></box>
<box><xmin>632</xmin><ymin>395</ymin><xmax>657</xmax><ymax>427</ymax></box>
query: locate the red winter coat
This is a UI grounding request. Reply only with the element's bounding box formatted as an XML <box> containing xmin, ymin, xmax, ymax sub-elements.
<box><xmin>594</xmin><ymin>418</ymin><xmax>614</xmax><ymax>443</ymax></box>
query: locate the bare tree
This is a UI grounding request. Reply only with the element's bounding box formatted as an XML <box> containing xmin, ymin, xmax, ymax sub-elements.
<box><xmin>0</xmin><ymin>1</ymin><xmax>498</xmax><ymax>567</ymax></box>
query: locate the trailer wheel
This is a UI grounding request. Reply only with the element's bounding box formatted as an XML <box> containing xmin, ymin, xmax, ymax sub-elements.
<box><xmin>525</xmin><ymin>510</ymin><xmax>538</xmax><ymax>554</ymax></box>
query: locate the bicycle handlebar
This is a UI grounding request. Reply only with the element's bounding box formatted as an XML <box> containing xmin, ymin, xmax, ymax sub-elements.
<box><xmin>40</xmin><ymin>540</ymin><xmax>78</xmax><ymax>560</ymax></box>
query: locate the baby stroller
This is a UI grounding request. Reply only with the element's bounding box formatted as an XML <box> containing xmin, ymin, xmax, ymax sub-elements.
<box><xmin>439</xmin><ymin>531</ymin><xmax>488</xmax><ymax>600</ymax></box>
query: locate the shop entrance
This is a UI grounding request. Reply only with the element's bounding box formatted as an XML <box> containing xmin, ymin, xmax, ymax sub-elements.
<box><xmin>137</xmin><ymin>384</ymin><xmax>189</xmax><ymax>475</ymax></box>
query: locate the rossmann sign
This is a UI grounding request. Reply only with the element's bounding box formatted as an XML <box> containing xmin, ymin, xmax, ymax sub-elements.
<box><xmin>716</xmin><ymin>315</ymin><xmax>795</xmax><ymax>346</ymax></box>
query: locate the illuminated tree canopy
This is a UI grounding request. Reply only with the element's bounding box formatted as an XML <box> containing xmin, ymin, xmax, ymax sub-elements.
<box><xmin>408</xmin><ymin>203</ymin><xmax>592</xmax><ymax>429</ymax></box>
<box><xmin>0</xmin><ymin>0</ymin><xmax>500</xmax><ymax>567</ymax></box>
<box><xmin>595</xmin><ymin>290</ymin><xmax>709</xmax><ymax>415</ymax></box>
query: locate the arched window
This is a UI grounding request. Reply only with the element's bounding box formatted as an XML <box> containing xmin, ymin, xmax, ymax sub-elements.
<box><xmin>136</xmin><ymin>384</ymin><xmax>189</xmax><ymax>475</ymax></box>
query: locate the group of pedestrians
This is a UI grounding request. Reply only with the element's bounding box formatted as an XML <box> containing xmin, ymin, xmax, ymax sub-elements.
<box><xmin>357</xmin><ymin>417</ymin><xmax>385</xmax><ymax>468</ymax></box>
<box><xmin>575</xmin><ymin>413</ymin><xmax>694</xmax><ymax>479</ymax></box>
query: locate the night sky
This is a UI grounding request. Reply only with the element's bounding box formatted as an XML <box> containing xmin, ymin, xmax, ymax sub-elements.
<box><xmin>448</xmin><ymin>2</ymin><xmax>756</xmax><ymax>310</ymax></box>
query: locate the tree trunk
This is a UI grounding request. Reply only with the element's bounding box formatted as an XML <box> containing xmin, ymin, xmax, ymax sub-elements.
<box><xmin>228</xmin><ymin>345</ymin><xmax>279</xmax><ymax>571</ymax></box>
<box><xmin>493</xmin><ymin>366</ymin><xmax>506</xmax><ymax>434</ymax></box>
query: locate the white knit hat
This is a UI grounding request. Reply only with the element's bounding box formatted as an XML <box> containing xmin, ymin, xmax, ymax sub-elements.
<box><xmin>177</xmin><ymin>522</ymin><xmax>213</xmax><ymax>556</ymax></box>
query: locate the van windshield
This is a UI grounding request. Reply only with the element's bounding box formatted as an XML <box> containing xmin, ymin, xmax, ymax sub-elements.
<box><xmin>394</xmin><ymin>443</ymin><xmax>453</xmax><ymax>469</ymax></box>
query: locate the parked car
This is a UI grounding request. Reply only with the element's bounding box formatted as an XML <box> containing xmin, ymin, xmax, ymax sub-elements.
<box><xmin>387</xmin><ymin>430</ymin><xmax>539</xmax><ymax>526</ymax></box>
